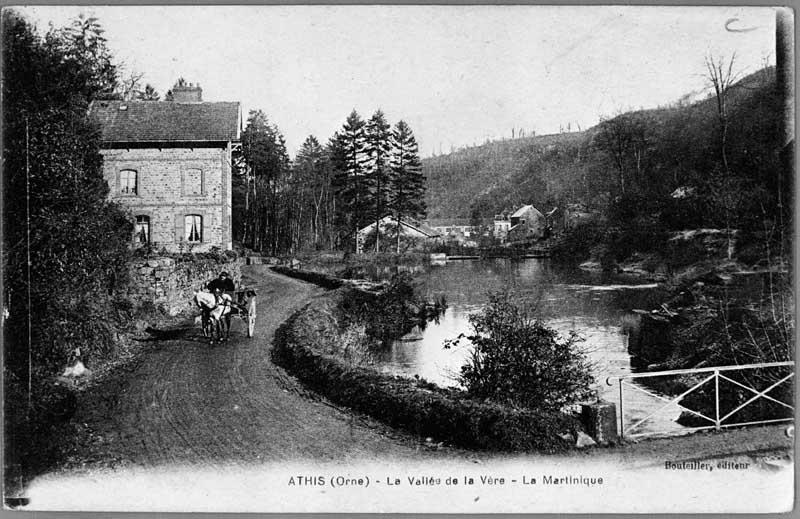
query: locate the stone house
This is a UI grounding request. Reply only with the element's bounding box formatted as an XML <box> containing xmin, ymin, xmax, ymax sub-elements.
<box><xmin>89</xmin><ymin>83</ymin><xmax>240</xmax><ymax>252</ymax></box>
<box><xmin>506</xmin><ymin>204</ymin><xmax>547</xmax><ymax>243</ymax></box>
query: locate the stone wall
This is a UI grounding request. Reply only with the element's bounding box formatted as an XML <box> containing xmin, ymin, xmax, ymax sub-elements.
<box><xmin>126</xmin><ymin>255</ymin><xmax>244</xmax><ymax>316</ymax></box>
<box><xmin>101</xmin><ymin>146</ymin><xmax>232</xmax><ymax>252</ymax></box>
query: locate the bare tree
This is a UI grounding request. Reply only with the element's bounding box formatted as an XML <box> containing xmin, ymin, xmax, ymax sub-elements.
<box><xmin>705</xmin><ymin>53</ymin><xmax>743</xmax><ymax>259</ymax></box>
<box><xmin>117</xmin><ymin>69</ymin><xmax>144</xmax><ymax>101</ymax></box>
<box><xmin>704</xmin><ymin>52</ymin><xmax>742</xmax><ymax>175</ymax></box>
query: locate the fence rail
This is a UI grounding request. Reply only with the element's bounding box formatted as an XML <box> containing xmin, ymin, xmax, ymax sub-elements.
<box><xmin>607</xmin><ymin>361</ymin><xmax>794</xmax><ymax>439</ymax></box>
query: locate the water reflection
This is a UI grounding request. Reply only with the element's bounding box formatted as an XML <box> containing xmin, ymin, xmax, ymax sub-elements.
<box><xmin>374</xmin><ymin>258</ymin><xmax>666</xmax><ymax>382</ymax></box>
<box><xmin>370</xmin><ymin>258</ymin><xmax>687</xmax><ymax>434</ymax></box>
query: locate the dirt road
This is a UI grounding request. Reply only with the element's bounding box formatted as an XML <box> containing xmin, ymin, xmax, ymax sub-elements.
<box><xmin>62</xmin><ymin>265</ymin><xmax>440</xmax><ymax>472</ymax></box>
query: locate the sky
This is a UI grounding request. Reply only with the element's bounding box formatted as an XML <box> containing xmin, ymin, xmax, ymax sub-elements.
<box><xmin>19</xmin><ymin>5</ymin><xmax>778</xmax><ymax>159</ymax></box>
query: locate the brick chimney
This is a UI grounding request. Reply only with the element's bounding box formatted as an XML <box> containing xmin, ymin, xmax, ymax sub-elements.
<box><xmin>170</xmin><ymin>81</ymin><xmax>203</xmax><ymax>103</ymax></box>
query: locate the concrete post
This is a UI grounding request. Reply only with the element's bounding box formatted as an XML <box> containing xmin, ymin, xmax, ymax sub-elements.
<box><xmin>581</xmin><ymin>401</ymin><xmax>618</xmax><ymax>444</ymax></box>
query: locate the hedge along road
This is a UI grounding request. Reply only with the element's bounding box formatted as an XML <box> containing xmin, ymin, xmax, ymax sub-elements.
<box><xmin>55</xmin><ymin>265</ymin><xmax>448</xmax><ymax>474</ymax></box>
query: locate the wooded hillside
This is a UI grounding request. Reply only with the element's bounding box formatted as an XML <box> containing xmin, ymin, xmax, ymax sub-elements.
<box><xmin>424</xmin><ymin>66</ymin><xmax>787</xmax><ymax>241</ymax></box>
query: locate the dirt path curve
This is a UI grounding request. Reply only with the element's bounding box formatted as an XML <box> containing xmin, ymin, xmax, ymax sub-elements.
<box><xmin>68</xmin><ymin>265</ymin><xmax>434</xmax><ymax>471</ymax></box>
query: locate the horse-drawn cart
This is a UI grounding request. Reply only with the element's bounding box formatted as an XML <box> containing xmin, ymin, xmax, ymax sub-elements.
<box><xmin>194</xmin><ymin>287</ymin><xmax>257</xmax><ymax>343</ymax></box>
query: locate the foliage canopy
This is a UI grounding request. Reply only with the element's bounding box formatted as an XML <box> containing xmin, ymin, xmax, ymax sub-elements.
<box><xmin>3</xmin><ymin>10</ymin><xmax>134</xmax><ymax>378</ymax></box>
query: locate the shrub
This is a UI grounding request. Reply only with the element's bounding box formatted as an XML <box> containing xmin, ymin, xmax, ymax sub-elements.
<box><xmin>550</xmin><ymin>221</ymin><xmax>606</xmax><ymax>263</ymax></box>
<box><xmin>446</xmin><ymin>292</ymin><xmax>595</xmax><ymax>412</ymax></box>
<box><xmin>605</xmin><ymin>221</ymin><xmax>670</xmax><ymax>263</ymax></box>
<box><xmin>337</xmin><ymin>272</ymin><xmax>443</xmax><ymax>344</ymax></box>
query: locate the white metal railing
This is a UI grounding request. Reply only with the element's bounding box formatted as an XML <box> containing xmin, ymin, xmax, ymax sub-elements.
<box><xmin>607</xmin><ymin>361</ymin><xmax>795</xmax><ymax>438</ymax></box>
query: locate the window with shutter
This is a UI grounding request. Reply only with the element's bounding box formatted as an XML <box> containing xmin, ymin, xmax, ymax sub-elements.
<box><xmin>185</xmin><ymin>214</ymin><xmax>203</xmax><ymax>243</ymax></box>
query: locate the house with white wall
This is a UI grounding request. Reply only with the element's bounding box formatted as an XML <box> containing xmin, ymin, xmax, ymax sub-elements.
<box><xmin>89</xmin><ymin>82</ymin><xmax>240</xmax><ymax>252</ymax></box>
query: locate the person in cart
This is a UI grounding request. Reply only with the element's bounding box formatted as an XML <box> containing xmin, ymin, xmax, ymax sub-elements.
<box><xmin>207</xmin><ymin>271</ymin><xmax>235</xmax><ymax>298</ymax></box>
<box><xmin>207</xmin><ymin>271</ymin><xmax>235</xmax><ymax>337</ymax></box>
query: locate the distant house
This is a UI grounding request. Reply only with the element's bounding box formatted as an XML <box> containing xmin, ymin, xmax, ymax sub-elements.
<box><xmin>493</xmin><ymin>212</ymin><xmax>512</xmax><ymax>242</ymax></box>
<box><xmin>89</xmin><ymin>82</ymin><xmax>241</xmax><ymax>252</ymax></box>
<box><xmin>507</xmin><ymin>204</ymin><xmax>547</xmax><ymax>243</ymax></box>
<box><xmin>428</xmin><ymin>218</ymin><xmax>489</xmax><ymax>244</ymax></box>
<box><xmin>357</xmin><ymin>216</ymin><xmax>442</xmax><ymax>252</ymax></box>
<box><xmin>428</xmin><ymin>218</ymin><xmax>474</xmax><ymax>238</ymax></box>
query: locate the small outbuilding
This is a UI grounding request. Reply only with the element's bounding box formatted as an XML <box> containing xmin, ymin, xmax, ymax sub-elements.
<box><xmin>357</xmin><ymin>216</ymin><xmax>442</xmax><ymax>252</ymax></box>
<box><xmin>507</xmin><ymin>204</ymin><xmax>547</xmax><ymax>243</ymax></box>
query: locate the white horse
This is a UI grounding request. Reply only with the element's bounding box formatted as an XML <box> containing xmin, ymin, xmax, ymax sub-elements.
<box><xmin>193</xmin><ymin>289</ymin><xmax>233</xmax><ymax>343</ymax></box>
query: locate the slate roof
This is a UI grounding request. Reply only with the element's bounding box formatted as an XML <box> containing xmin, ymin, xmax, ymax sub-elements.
<box><xmin>359</xmin><ymin>216</ymin><xmax>442</xmax><ymax>238</ymax></box>
<box><xmin>511</xmin><ymin>205</ymin><xmax>536</xmax><ymax>218</ymax></box>
<box><xmin>88</xmin><ymin>100</ymin><xmax>240</xmax><ymax>143</ymax></box>
<box><xmin>409</xmin><ymin>219</ymin><xmax>442</xmax><ymax>238</ymax></box>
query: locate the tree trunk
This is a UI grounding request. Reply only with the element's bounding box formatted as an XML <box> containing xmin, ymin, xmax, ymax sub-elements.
<box><xmin>396</xmin><ymin>213</ymin><xmax>402</xmax><ymax>254</ymax></box>
<box><xmin>374</xmin><ymin>176</ymin><xmax>381</xmax><ymax>253</ymax></box>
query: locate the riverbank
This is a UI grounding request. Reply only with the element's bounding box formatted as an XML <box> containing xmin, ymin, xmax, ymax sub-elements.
<box><xmin>272</xmin><ymin>289</ymin><xmax>581</xmax><ymax>452</ymax></box>
<box><xmin>289</xmin><ymin>249</ymin><xmax>792</xmax><ymax>436</ymax></box>
<box><xmin>288</xmin><ymin>250</ymin><xmax>431</xmax><ymax>281</ymax></box>
<box><xmin>558</xmin><ymin>224</ymin><xmax>794</xmax><ymax>376</ymax></box>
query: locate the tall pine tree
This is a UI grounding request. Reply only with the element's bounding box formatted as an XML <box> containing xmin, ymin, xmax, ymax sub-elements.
<box><xmin>332</xmin><ymin>110</ymin><xmax>369</xmax><ymax>250</ymax></box>
<box><xmin>365</xmin><ymin>110</ymin><xmax>392</xmax><ymax>252</ymax></box>
<box><xmin>389</xmin><ymin>120</ymin><xmax>426</xmax><ymax>253</ymax></box>
<box><xmin>325</xmin><ymin>132</ymin><xmax>348</xmax><ymax>248</ymax></box>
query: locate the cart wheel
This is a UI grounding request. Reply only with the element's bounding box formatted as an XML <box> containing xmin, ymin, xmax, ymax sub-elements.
<box><xmin>247</xmin><ymin>313</ymin><xmax>256</xmax><ymax>337</ymax></box>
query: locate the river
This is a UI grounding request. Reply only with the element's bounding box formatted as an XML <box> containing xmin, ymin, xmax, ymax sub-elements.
<box><xmin>369</xmin><ymin>258</ymin><xmax>688</xmax><ymax>435</ymax></box>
